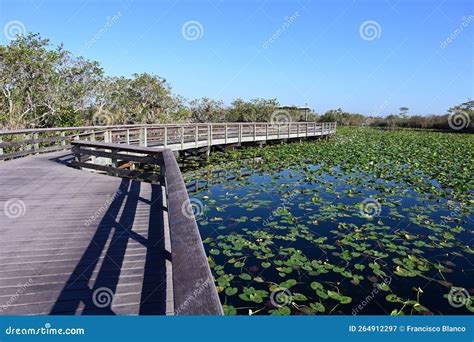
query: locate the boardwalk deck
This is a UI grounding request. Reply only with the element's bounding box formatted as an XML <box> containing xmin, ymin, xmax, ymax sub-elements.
<box><xmin>0</xmin><ymin>152</ymin><xmax>173</xmax><ymax>315</ymax></box>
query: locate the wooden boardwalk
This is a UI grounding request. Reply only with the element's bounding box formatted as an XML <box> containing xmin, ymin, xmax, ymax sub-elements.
<box><xmin>0</xmin><ymin>151</ymin><xmax>173</xmax><ymax>315</ymax></box>
<box><xmin>0</xmin><ymin>122</ymin><xmax>336</xmax><ymax>315</ymax></box>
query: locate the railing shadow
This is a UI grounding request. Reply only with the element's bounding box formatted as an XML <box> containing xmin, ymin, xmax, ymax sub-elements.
<box><xmin>50</xmin><ymin>178</ymin><xmax>170</xmax><ymax>315</ymax></box>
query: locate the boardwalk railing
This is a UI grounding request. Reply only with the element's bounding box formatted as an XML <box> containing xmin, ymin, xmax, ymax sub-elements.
<box><xmin>71</xmin><ymin>140</ymin><xmax>223</xmax><ymax>315</ymax></box>
<box><xmin>0</xmin><ymin>122</ymin><xmax>337</xmax><ymax>161</ymax></box>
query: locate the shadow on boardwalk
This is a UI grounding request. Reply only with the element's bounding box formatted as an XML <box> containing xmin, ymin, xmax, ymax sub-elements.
<box><xmin>50</xmin><ymin>178</ymin><xmax>171</xmax><ymax>315</ymax></box>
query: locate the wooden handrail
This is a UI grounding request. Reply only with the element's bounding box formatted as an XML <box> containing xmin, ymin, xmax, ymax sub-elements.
<box><xmin>1</xmin><ymin>122</ymin><xmax>337</xmax><ymax>161</ymax></box>
<box><xmin>70</xmin><ymin>140</ymin><xmax>223</xmax><ymax>315</ymax></box>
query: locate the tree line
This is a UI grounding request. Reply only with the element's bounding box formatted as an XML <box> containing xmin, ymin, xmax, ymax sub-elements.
<box><xmin>1</xmin><ymin>33</ymin><xmax>472</xmax><ymax>132</ymax></box>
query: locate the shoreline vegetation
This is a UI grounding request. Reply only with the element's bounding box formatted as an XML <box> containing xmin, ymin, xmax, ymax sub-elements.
<box><xmin>1</xmin><ymin>33</ymin><xmax>472</xmax><ymax>132</ymax></box>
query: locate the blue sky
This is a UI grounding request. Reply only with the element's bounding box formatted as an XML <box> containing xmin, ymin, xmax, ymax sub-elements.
<box><xmin>1</xmin><ymin>0</ymin><xmax>472</xmax><ymax>115</ymax></box>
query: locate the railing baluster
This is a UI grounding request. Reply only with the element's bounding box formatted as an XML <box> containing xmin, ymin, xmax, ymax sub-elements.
<box><xmin>33</xmin><ymin>133</ymin><xmax>39</xmax><ymax>151</ymax></box>
<box><xmin>195</xmin><ymin>125</ymin><xmax>198</xmax><ymax>147</ymax></box>
<box><xmin>209</xmin><ymin>124</ymin><xmax>212</xmax><ymax>146</ymax></box>
<box><xmin>164</xmin><ymin>127</ymin><xmax>168</xmax><ymax>148</ymax></box>
<box><xmin>239</xmin><ymin>124</ymin><xmax>242</xmax><ymax>144</ymax></box>
<box><xmin>225</xmin><ymin>124</ymin><xmax>228</xmax><ymax>143</ymax></box>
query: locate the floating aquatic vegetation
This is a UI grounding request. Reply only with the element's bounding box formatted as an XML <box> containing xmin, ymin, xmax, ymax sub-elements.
<box><xmin>184</xmin><ymin>128</ymin><xmax>474</xmax><ymax>315</ymax></box>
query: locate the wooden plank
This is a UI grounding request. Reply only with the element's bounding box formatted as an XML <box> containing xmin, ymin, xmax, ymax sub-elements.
<box><xmin>0</xmin><ymin>152</ymin><xmax>172</xmax><ymax>315</ymax></box>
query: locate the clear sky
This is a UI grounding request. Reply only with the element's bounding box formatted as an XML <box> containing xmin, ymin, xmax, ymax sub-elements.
<box><xmin>1</xmin><ymin>0</ymin><xmax>472</xmax><ymax>115</ymax></box>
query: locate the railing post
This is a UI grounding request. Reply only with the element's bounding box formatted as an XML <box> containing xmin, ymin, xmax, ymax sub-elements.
<box><xmin>195</xmin><ymin>125</ymin><xmax>198</xmax><ymax>148</ymax></box>
<box><xmin>253</xmin><ymin>123</ymin><xmax>256</xmax><ymax>141</ymax></box>
<box><xmin>209</xmin><ymin>124</ymin><xmax>212</xmax><ymax>146</ymax></box>
<box><xmin>278</xmin><ymin>124</ymin><xmax>281</xmax><ymax>139</ymax></box>
<box><xmin>33</xmin><ymin>132</ymin><xmax>39</xmax><ymax>150</ymax></box>
<box><xmin>181</xmin><ymin>126</ymin><xmax>185</xmax><ymax>150</ymax></box>
<box><xmin>225</xmin><ymin>124</ymin><xmax>228</xmax><ymax>143</ymax></box>
<box><xmin>265</xmin><ymin>123</ymin><xmax>268</xmax><ymax>140</ymax></box>
<box><xmin>0</xmin><ymin>137</ymin><xmax>3</xmax><ymax>157</ymax></box>
<box><xmin>288</xmin><ymin>123</ymin><xmax>291</xmax><ymax>139</ymax></box>
<box><xmin>306</xmin><ymin>123</ymin><xmax>308</xmax><ymax>137</ymax></box>
<box><xmin>164</xmin><ymin>127</ymin><xmax>168</xmax><ymax>148</ymax></box>
<box><xmin>238</xmin><ymin>124</ymin><xmax>242</xmax><ymax>144</ymax></box>
<box><xmin>143</xmin><ymin>127</ymin><xmax>148</xmax><ymax>147</ymax></box>
<box><xmin>126</xmin><ymin>129</ymin><xmax>130</xmax><ymax>144</ymax></box>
